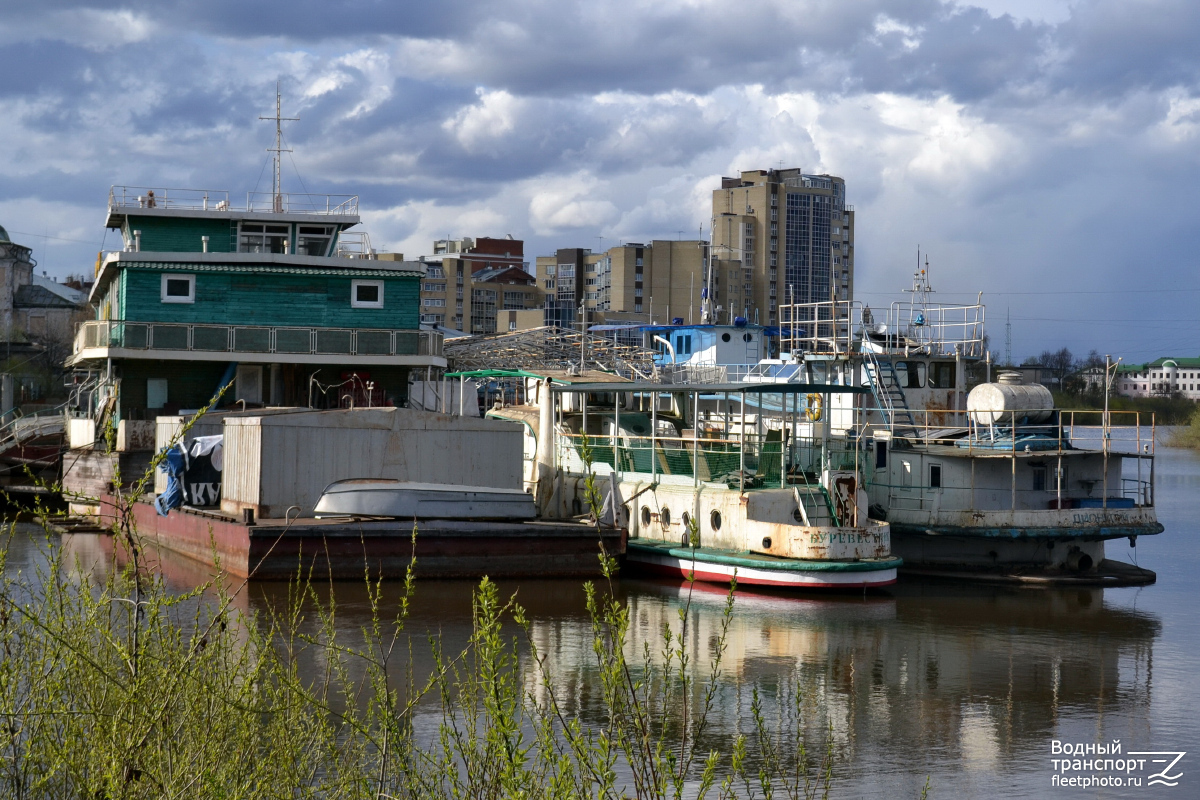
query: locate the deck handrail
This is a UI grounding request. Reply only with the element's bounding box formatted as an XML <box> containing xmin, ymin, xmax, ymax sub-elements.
<box><xmin>108</xmin><ymin>185</ymin><xmax>359</xmax><ymax>216</ymax></box>
<box><xmin>73</xmin><ymin>320</ymin><xmax>442</xmax><ymax>359</ymax></box>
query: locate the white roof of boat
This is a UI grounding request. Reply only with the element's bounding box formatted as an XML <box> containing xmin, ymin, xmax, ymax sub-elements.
<box><xmin>323</xmin><ymin>480</ymin><xmax>530</xmax><ymax>495</ymax></box>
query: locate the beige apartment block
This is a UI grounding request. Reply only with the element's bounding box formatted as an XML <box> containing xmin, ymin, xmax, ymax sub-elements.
<box><xmin>600</xmin><ymin>240</ymin><xmax>708</xmax><ymax>324</ymax></box>
<box><xmin>418</xmin><ymin>236</ymin><xmax>540</xmax><ymax>333</ymax></box>
<box><xmin>535</xmin><ymin>240</ymin><xmax>708</xmax><ymax>329</ymax></box>
<box><xmin>711</xmin><ymin>168</ymin><xmax>853</xmax><ymax>326</ymax></box>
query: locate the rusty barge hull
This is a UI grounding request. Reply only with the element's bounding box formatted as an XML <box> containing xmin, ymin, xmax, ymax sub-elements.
<box><xmin>100</xmin><ymin>495</ymin><xmax>624</xmax><ymax>580</ymax></box>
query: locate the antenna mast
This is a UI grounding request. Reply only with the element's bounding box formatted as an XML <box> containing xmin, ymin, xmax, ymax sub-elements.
<box><xmin>1005</xmin><ymin>308</ymin><xmax>1012</xmax><ymax>366</ymax></box>
<box><xmin>259</xmin><ymin>82</ymin><xmax>299</xmax><ymax>213</ymax></box>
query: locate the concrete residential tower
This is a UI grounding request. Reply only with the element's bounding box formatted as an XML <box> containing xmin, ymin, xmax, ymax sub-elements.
<box><xmin>710</xmin><ymin>169</ymin><xmax>853</xmax><ymax>326</ymax></box>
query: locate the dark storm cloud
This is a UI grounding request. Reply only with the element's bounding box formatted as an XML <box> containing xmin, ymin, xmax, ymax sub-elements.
<box><xmin>848</xmin><ymin>6</ymin><xmax>1049</xmax><ymax>101</ymax></box>
<box><xmin>1055</xmin><ymin>0</ymin><xmax>1200</xmax><ymax>95</ymax></box>
<box><xmin>0</xmin><ymin>43</ymin><xmax>96</xmax><ymax>98</ymax></box>
<box><xmin>2</xmin><ymin>0</ymin><xmax>1199</xmax><ymax>358</ymax></box>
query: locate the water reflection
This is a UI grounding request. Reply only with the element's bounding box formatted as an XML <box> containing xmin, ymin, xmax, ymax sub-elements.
<box><xmin>519</xmin><ymin>577</ymin><xmax>1159</xmax><ymax>784</ymax></box>
<box><xmin>37</xmin><ymin>504</ymin><xmax>1168</xmax><ymax>796</ymax></box>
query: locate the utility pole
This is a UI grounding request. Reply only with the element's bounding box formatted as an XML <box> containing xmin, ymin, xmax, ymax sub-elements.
<box><xmin>259</xmin><ymin>82</ymin><xmax>298</xmax><ymax>213</ymax></box>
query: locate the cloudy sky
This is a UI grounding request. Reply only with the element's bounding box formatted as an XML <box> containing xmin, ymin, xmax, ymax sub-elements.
<box><xmin>2</xmin><ymin>0</ymin><xmax>1198</xmax><ymax>362</ymax></box>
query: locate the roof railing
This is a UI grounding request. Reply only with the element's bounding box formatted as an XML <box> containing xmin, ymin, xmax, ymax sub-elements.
<box><xmin>108</xmin><ymin>186</ymin><xmax>359</xmax><ymax>216</ymax></box>
<box><xmin>777</xmin><ymin>299</ymin><xmax>987</xmax><ymax>358</ymax></box>
<box><xmin>334</xmin><ymin>231</ymin><xmax>375</xmax><ymax>259</ymax></box>
<box><xmin>245</xmin><ymin>192</ymin><xmax>358</xmax><ymax>215</ymax></box>
<box><xmin>109</xmin><ymin>186</ymin><xmax>231</xmax><ymax>211</ymax></box>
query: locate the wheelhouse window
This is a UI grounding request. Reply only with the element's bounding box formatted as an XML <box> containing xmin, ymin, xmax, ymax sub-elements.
<box><xmin>896</xmin><ymin>360</ymin><xmax>926</xmax><ymax>389</ymax></box>
<box><xmin>930</xmin><ymin>362</ymin><xmax>956</xmax><ymax>389</ymax></box>
<box><xmin>239</xmin><ymin>223</ymin><xmax>290</xmax><ymax>253</ymax></box>
<box><xmin>161</xmin><ymin>274</ymin><xmax>195</xmax><ymax>303</ymax></box>
<box><xmin>352</xmin><ymin>280</ymin><xmax>384</xmax><ymax>309</ymax></box>
<box><xmin>296</xmin><ymin>225</ymin><xmax>333</xmax><ymax>257</ymax></box>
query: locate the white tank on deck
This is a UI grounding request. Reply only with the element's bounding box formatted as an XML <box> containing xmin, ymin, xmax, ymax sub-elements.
<box><xmin>967</xmin><ymin>372</ymin><xmax>1055</xmax><ymax>425</ymax></box>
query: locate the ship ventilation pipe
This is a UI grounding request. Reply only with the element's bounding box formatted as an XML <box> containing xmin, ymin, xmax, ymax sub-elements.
<box><xmin>653</xmin><ymin>335</ymin><xmax>676</xmax><ymax>364</ymax></box>
<box><xmin>534</xmin><ymin>379</ymin><xmax>557</xmax><ymax>516</ymax></box>
<box><xmin>133</xmin><ymin>230</ymin><xmax>141</xmax><ymax>252</ymax></box>
<box><xmin>201</xmin><ymin>236</ymin><xmax>209</xmax><ymax>253</ymax></box>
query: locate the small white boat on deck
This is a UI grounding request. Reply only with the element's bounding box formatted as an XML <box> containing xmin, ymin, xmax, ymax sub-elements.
<box><xmin>315</xmin><ymin>479</ymin><xmax>536</xmax><ymax>520</ymax></box>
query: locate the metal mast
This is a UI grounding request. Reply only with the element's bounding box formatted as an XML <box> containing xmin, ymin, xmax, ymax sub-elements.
<box><xmin>1005</xmin><ymin>308</ymin><xmax>1012</xmax><ymax>366</ymax></box>
<box><xmin>259</xmin><ymin>82</ymin><xmax>298</xmax><ymax>213</ymax></box>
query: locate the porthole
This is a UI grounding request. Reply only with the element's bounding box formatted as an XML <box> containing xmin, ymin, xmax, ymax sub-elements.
<box><xmin>721</xmin><ymin>333</ymin><xmax>731</xmax><ymax>342</ymax></box>
<box><xmin>743</xmin><ymin>333</ymin><xmax>752</xmax><ymax>342</ymax></box>
<box><xmin>761</xmin><ymin>536</ymin><xmax>773</xmax><ymax>549</ymax></box>
<box><xmin>681</xmin><ymin>511</ymin><xmax>691</xmax><ymax>530</ymax></box>
<box><xmin>641</xmin><ymin>506</ymin><xmax>651</xmax><ymax>526</ymax></box>
<box><xmin>661</xmin><ymin>507</ymin><xmax>671</xmax><ymax>527</ymax></box>
<box><xmin>710</xmin><ymin>509</ymin><xmax>722</xmax><ymax>531</ymax></box>
<box><xmin>793</xmin><ymin>508</ymin><xmax>803</xmax><ymax>523</ymax></box>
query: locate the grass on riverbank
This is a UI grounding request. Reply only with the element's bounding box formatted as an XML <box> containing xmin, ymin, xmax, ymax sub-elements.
<box><xmin>1168</xmin><ymin>405</ymin><xmax>1200</xmax><ymax>449</ymax></box>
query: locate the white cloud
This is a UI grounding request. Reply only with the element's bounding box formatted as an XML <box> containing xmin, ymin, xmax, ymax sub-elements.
<box><xmin>1155</xmin><ymin>88</ymin><xmax>1200</xmax><ymax>143</ymax></box>
<box><xmin>0</xmin><ymin>9</ymin><xmax>159</xmax><ymax>51</ymax></box>
<box><xmin>957</xmin><ymin>0</ymin><xmax>1075</xmax><ymax>25</ymax></box>
<box><xmin>442</xmin><ymin>89</ymin><xmax>525</xmax><ymax>153</ymax></box>
<box><xmin>528</xmin><ymin>174</ymin><xmax>620</xmax><ymax>235</ymax></box>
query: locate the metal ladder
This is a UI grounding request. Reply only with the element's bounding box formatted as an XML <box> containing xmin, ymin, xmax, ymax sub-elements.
<box><xmin>862</xmin><ymin>350</ymin><xmax>917</xmax><ymax>438</ymax></box>
<box><xmin>788</xmin><ymin>459</ymin><xmax>842</xmax><ymax>527</ymax></box>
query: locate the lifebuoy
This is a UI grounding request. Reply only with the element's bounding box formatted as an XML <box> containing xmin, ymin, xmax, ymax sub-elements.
<box><xmin>804</xmin><ymin>393</ymin><xmax>823</xmax><ymax>422</ymax></box>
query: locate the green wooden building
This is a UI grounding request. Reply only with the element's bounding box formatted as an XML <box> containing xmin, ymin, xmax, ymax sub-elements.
<box><xmin>68</xmin><ymin>186</ymin><xmax>444</xmax><ymax>421</ymax></box>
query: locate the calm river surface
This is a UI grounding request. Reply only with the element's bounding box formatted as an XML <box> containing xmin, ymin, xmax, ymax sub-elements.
<box><xmin>11</xmin><ymin>435</ymin><xmax>1199</xmax><ymax>798</ymax></box>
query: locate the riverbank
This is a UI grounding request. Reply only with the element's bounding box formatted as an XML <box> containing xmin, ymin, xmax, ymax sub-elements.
<box><xmin>1168</xmin><ymin>405</ymin><xmax>1200</xmax><ymax>448</ymax></box>
<box><xmin>1051</xmin><ymin>391</ymin><xmax>1197</xmax><ymax>424</ymax></box>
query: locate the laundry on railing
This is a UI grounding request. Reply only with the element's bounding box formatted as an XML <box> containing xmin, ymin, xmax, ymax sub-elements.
<box><xmin>154</xmin><ymin>435</ymin><xmax>223</xmax><ymax>516</ymax></box>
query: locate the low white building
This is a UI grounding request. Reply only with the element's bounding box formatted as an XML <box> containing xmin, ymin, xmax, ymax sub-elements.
<box><xmin>1115</xmin><ymin>357</ymin><xmax>1200</xmax><ymax>399</ymax></box>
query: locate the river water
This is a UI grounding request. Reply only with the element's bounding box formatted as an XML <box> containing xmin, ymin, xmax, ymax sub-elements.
<box><xmin>13</xmin><ymin>437</ymin><xmax>1200</xmax><ymax>798</ymax></box>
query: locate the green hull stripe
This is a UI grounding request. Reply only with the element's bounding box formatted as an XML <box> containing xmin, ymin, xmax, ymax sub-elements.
<box><xmin>627</xmin><ymin>539</ymin><xmax>902</xmax><ymax>572</ymax></box>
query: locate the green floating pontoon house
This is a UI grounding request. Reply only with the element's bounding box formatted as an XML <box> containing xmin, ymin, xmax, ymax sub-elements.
<box><xmin>67</xmin><ymin>185</ymin><xmax>443</xmax><ymax>424</ymax></box>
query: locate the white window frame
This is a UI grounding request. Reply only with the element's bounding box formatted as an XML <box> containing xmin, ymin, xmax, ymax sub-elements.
<box><xmin>351</xmin><ymin>279</ymin><xmax>385</xmax><ymax>309</ymax></box>
<box><xmin>161</xmin><ymin>273</ymin><xmax>195</xmax><ymax>304</ymax></box>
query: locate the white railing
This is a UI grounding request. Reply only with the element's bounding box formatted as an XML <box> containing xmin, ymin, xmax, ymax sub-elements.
<box><xmin>245</xmin><ymin>192</ymin><xmax>359</xmax><ymax>215</ymax></box>
<box><xmin>878</xmin><ymin>409</ymin><xmax>1157</xmax><ymax>511</ymax></box>
<box><xmin>780</xmin><ymin>300</ymin><xmax>858</xmax><ymax>355</ymax></box>
<box><xmin>109</xmin><ymin>186</ymin><xmax>230</xmax><ymax>211</ymax></box>
<box><xmin>335</xmin><ymin>231</ymin><xmax>375</xmax><ymax>259</ymax></box>
<box><xmin>778</xmin><ymin>298</ymin><xmax>986</xmax><ymax>358</ymax></box>
<box><xmin>884</xmin><ymin>298</ymin><xmax>986</xmax><ymax>358</ymax></box>
<box><xmin>109</xmin><ymin>186</ymin><xmax>359</xmax><ymax>216</ymax></box>
<box><xmin>74</xmin><ymin>320</ymin><xmax>442</xmax><ymax>359</ymax></box>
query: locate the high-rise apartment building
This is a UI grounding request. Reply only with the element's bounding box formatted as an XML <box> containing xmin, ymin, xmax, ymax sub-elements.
<box><xmin>536</xmin><ymin>248</ymin><xmax>603</xmax><ymax>329</ymax></box>
<box><xmin>536</xmin><ymin>240</ymin><xmax>708</xmax><ymax>328</ymax></box>
<box><xmin>418</xmin><ymin>236</ymin><xmax>541</xmax><ymax>333</ymax></box>
<box><xmin>710</xmin><ymin>169</ymin><xmax>853</xmax><ymax>326</ymax></box>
